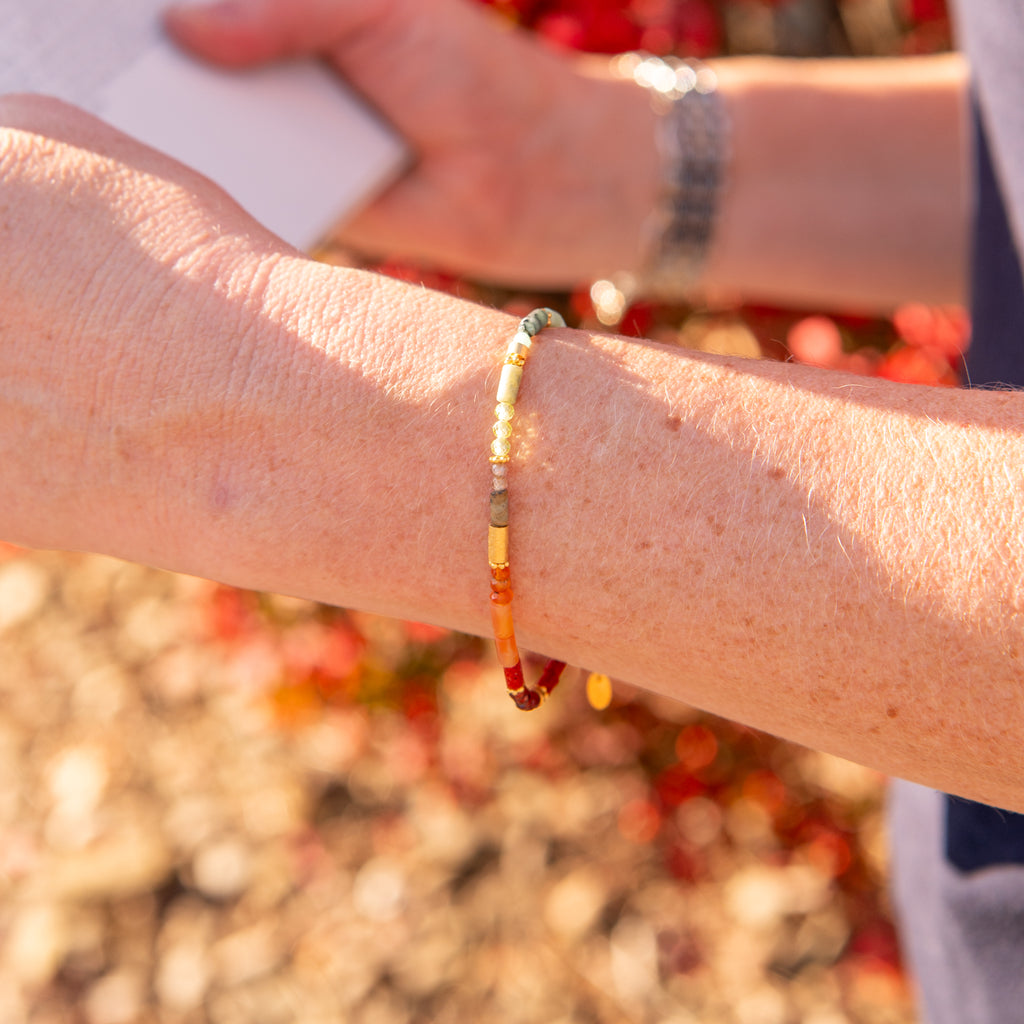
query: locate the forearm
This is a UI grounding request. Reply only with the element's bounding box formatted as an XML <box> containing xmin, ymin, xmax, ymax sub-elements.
<box><xmin>3</xmin><ymin>93</ymin><xmax>1010</xmax><ymax>811</ymax></box>
<box><xmin>701</xmin><ymin>53</ymin><xmax>970</xmax><ymax>310</ymax></box>
<box><xmin>71</xmin><ymin>258</ymin><xmax>1024</xmax><ymax>811</ymax></box>
<box><xmin>365</xmin><ymin>49</ymin><xmax>971</xmax><ymax>310</ymax></box>
<box><xmin>166</xmin><ymin>1</ymin><xmax>969</xmax><ymax>310</ymax></box>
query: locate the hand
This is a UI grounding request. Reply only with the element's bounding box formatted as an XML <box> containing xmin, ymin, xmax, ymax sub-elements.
<box><xmin>165</xmin><ymin>0</ymin><xmax>660</xmax><ymax>286</ymax></box>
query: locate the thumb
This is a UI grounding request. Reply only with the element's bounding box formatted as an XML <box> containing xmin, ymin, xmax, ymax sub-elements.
<box><xmin>162</xmin><ymin>0</ymin><xmax>378</xmax><ymax>68</ymax></box>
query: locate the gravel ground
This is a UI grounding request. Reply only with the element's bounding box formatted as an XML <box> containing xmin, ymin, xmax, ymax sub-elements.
<box><xmin>0</xmin><ymin>546</ymin><xmax>917</xmax><ymax>1023</ymax></box>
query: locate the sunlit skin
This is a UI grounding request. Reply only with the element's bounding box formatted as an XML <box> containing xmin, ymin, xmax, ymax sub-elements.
<box><xmin>9</xmin><ymin>1</ymin><xmax>1024</xmax><ymax>813</ymax></box>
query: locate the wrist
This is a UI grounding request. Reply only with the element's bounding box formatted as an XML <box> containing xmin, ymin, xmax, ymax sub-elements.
<box><xmin>177</xmin><ymin>261</ymin><xmax>518</xmax><ymax>620</ymax></box>
<box><xmin>481</xmin><ymin>69</ymin><xmax>662</xmax><ymax>288</ymax></box>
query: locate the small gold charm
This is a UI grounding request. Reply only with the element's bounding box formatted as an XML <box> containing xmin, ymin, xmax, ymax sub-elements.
<box><xmin>586</xmin><ymin>672</ymin><xmax>613</xmax><ymax>711</ymax></box>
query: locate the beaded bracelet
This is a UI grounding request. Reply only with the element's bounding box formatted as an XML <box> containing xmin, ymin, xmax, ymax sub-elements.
<box><xmin>487</xmin><ymin>308</ymin><xmax>568</xmax><ymax>711</ymax></box>
<box><xmin>487</xmin><ymin>309</ymin><xmax>615</xmax><ymax>712</ymax></box>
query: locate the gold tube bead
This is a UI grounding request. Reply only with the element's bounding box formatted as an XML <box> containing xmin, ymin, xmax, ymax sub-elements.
<box><xmin>488</xmin><ymin>524</ymin><xmax>509</xmax><ymax>565</ymax></box>
<box><xmin>506</xmin><ymin>338</ymin><xmax>532</xmax><ymax>361</ymax></box>
<box><xmin>496</xmin><ymin>363</ymin><xmax>524</xmax><ymax>405</ymax></box>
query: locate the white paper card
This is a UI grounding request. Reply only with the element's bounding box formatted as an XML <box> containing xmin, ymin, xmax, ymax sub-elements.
<box><xmin>0</xmin><ymin>0</ymin><xmax>408</xmax><ymax>250</ymax></box>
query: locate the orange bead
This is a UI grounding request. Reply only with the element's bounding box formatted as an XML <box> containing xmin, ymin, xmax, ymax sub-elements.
<box><xmin>490</xmin><ymin>600</ymin><xmax>515</xmax><ymax>639</ymax></box>
<box><xmin>494</xmin><ymin>633</ymin><xmax>520</xmax><ymax>667</ymax></box>
<box><xmin>489</xmin><ymin>588</ymin><xmax>513</xmax><ymax>605</ymax></box>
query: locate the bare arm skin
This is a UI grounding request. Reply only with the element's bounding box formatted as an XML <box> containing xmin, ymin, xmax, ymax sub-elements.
<box><xmin>704</xmin><ymin>53</ymin><xmax>969</xmax><ymax>310</ymax></box>
<box><xmin>1</xmin><ymin>94</ymin><xmax>1021</xmax><ymax>811</ymax></box>
<box><xmin>166</xmin><ymin>0</ymin><xmax>969</xmax><ymax>312</ymax></box>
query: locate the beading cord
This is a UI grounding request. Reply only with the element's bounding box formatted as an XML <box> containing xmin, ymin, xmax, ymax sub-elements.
<box><xmin>487</xmin><ymin>308</ymin><xmax>568</xmax><ymax>710</ymax></box>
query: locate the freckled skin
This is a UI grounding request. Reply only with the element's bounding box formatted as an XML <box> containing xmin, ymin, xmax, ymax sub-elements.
<box><xmin>0</xmin><ymin>29</ymin><xmax>1016</xmax><ymax>807</ymax></box>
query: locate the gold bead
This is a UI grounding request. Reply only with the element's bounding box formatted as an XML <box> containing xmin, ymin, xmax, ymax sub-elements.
<box><xmin>488</xmin><ymin>524</ymin><xmax>510</xmax><ymax>565</ymax></box>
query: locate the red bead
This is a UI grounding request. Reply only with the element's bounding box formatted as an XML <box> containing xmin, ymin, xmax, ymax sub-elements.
<box><xmin>511</xmin><ymin>687</ymin><xmax>542</xmax><ymax>711</ymax></box>
<box><xmin>503</xmin><ymin>661</ymin><xmax>525</xmax><ymax>693</ymax></box>
<box><xmin>537</xmin><ymin>659</ymin><xmax>567</xmax><ymax>696</ymax></box>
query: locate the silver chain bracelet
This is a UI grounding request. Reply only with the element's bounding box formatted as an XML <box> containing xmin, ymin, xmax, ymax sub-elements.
<box><xmin>594</xmin><ymin>53</ymin><xmax>729</xmax><ymax>322</ymax></box>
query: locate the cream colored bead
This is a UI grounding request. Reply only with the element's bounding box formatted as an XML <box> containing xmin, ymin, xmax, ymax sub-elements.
<box><xmin>496</xmin><ymin>363</ymin><xmax>523</xmax><ymax>405</ymax></box>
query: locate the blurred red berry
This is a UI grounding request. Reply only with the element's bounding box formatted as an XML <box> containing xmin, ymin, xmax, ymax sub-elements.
<box><xmin>206</xmin><ymin>585</ymin><xmax>258</xmax><ymax>641</ymax></box>
<box><xmin>849</xmin><ymin>920</ymin><xmax>904</xmax><ymax>970</ymax></box>
<box><xmin>876</xmin><ymin>344</ymin><xmax>959</xmax><ymax>387</ymax></box>
<box><xmin>618</xmin><ymin>797</ymin><xmax>663</xmax><ymax>843</ymax></box>
<box><xmin>741</xmin><ymin>768</ymin><xmax>789</xmax><ymax>818</ymax></box>
<box><xmin>402</xmin><ymin>620</ymin><xmax>451</xmax><ymax>644</ymax></box>
<box><xmin>675</xmin><ymin>723</ymin><xmax>719</xmax><ymax>773</ymax></box>
<box><xmin>892</xmin><ymin>303</ymin><xmax>969</xmax><ymax>360</ymax></box>
<box><xmin>620</xmin><ymin>300</ymin><xmax>655</xmax><ymax>337</ymax></box>
<box><xmin>903</xmin><ymin>0</ymin><xmax>947</xmax><ymax>23</ymax></box>
<box><xmin>788</xmin><ymin>315</ymin><xmax>844</xmax><ymax>368</ymax></box>
<box><xmin>673</xmin><ymin>0</ymin><xmax>721</xmax><ymax>57</ymax></box>
<box><xmin>804</xmin><ymin>828</ymin><xmax>853</xmax><ymax>877</ymax></box>
<box><xmin>655</xmin><ymin>764</ymin><xmax>708</xmax><ymax>807</ymax></box>
<box><xmin>664</xmin><ymin>843</ymin><xmax>703</xmax><ymax>882</ymax></box>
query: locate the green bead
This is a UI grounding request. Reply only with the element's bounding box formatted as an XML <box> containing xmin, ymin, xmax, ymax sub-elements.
<box><xmin>519</xmin><ymin>307</ymin><xmax>565</xmax><ymax>337</ymax></box>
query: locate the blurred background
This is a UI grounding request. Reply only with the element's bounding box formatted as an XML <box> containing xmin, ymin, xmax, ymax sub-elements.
<box><xmin>0</xmin><ymin>1</ymin><xmax>961</xmax><ymax>1021</ymax></box>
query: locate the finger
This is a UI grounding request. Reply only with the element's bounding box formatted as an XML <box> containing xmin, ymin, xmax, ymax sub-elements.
<box><xmin>162</xmin><ymin>0</ymin><xmax>383</xmax><ymax>68</ymax></box>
